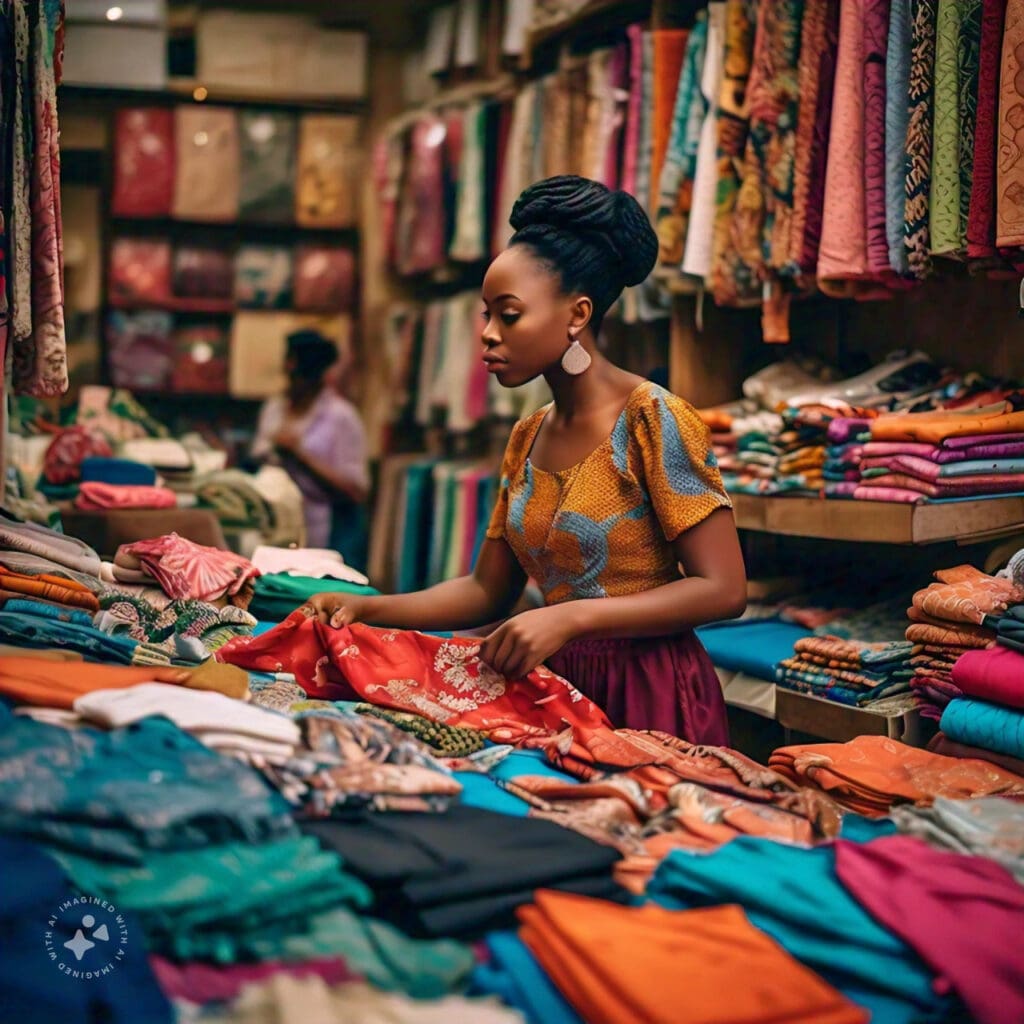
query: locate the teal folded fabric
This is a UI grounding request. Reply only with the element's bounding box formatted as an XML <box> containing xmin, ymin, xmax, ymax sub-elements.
<box><xmin>696</xmin><ymin>619</ymin><xmax>812</xmax><ymax>679</ymax></box>
<box><xmin>248</xmin><ymin>574</ymin><xmax>378</xmax><ymax>624</ymax></box>
<box><xmin>0</xmin><ymin>598</ymin><xmax>93</xmax><ymax>627</ymax></box>
<box><xmin>940</xmin><ymin>698</ymin><xmax>1024</xmax><ymax>759</ymax></box>
<box><xmin>939</xmin><ymin>458</ymin><xmax>1024</xmax><ymax>477</ymax></box>
<box><xmin>80</xmin><ymin>457</ymin><xmax>157</xmax><ymax>486</ymax></box>
<box><xmin>646</xmin><ymin>838</ymin><xmax>948</xmax><ymax>1024</ymax></box>
<box><xmin>0</xmin><ymin>610</ymin><xmax>139</xmax><ymax>663</ymax></box>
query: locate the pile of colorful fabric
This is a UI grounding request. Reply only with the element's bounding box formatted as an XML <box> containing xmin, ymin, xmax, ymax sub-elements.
<box><xmin>856</xmin><ymin>399</ymin><xmax>1024</xmax><ymax>503</ymax></box>
<box><xmin>776</xmin><ymin>635</ymin><xmax>916</xmax><ymax>707</ymax></box>
<box><xmin>906</xmin><ymin>564</ymin><xmax>1021</xmax><ymax>718</ymax></box>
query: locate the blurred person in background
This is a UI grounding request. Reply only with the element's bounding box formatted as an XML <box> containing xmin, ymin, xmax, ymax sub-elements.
<box><xmin>252</xmin><ymin>329</ymin><xmax>369</xmax><ymax>568</ymax></box>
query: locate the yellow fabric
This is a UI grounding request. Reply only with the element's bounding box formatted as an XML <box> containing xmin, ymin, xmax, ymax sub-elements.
<box><xmin>486</xmin><ymin>382</ymin><xmax>732</xmax><ymax>605</ymax></box>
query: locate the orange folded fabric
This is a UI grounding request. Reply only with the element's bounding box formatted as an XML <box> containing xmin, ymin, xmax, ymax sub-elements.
<box><xmin>869</xmin><ymin>401</ymin><xmax>1024</xmax><ymax>444</ymax></box>
<box><xmin>768</xmin><ymin>735</ymin><xmax>1024</xmax><ymax>816</ymax></box>
<box><xmin>0</xmin><ymin>564</ymin><xmax>100</xmax><ymax>613</ymax></box>
<box><xmin>905</xmin><ymin>620</ymin><xmax>995</xmax><ymax>649</ymax></box>
<box><xmin>911</xmin><ymin>565</ymin><xmax>1022</xmax><ymax>626</ymax></box>
<box><xmin>0</xmin><ymin>656</ymin><xmax>193</xmax><ymax>709</ymax></box>
<box><xmin>518</xmin><ymin>892</ymin><xmax>867</xmax><ymax>1024</ymax></box>
<box><xmin>697</xmin><ymin>408</ymin><xmax>733</xmax><ymax>432</ymax></box>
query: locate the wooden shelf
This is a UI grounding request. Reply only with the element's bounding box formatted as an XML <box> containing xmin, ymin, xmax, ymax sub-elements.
<box><xmin>730</xmin><ymin>493</ymin><xmax>1024</xmax><ymax>546</ymax></box>
<box><xmin>109</xmin><ymin>295</ymin><xmax>237</xmax><ymax>315</ymax></box>
<box><xmin>521</xmin><ymin>0</ymin><xmax>652</xmax><ymax>68</ymax></box>
<box><xmin>109</xmin><ymin>216</ymin><xmax>358</xmax><ymax>239</ymax></box>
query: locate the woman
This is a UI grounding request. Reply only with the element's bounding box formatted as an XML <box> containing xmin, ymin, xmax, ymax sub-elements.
<box><xmin>252</xmin><ymin>329</ymin><xmax>370</xmax><ymax>564</ymax></box>
<box><xmin>308</xmin><ymin>177</ymin><xmax>745</xmax><ymax>743</ymax></box>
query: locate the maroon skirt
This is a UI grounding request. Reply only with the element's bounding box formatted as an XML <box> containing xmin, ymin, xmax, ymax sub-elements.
<box><xmin>546</xmin><ymin>631</ymin><xmax>729</xmax><ymax>746</ymax></box>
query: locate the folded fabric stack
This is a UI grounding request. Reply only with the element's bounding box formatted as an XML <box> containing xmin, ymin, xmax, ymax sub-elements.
<box><xmin>646</xmin><ymin>835</ymin><xmax>1024</xmax><ymax>1024</ymax></box>
<box><xmin>930</xmin><ymin>645</ymin><xmax>1024</xmax><ymax>775</ymax></box>
<box><xmin>113</xmin><ymin>533</ymin><xmax>261</xmax><ymax>608</ymax></box>
<box><xmin>248</xmin><ymin>573</ymin><xmax>377</xmax><ymax>623</ymax></box>
<box><xmin>768</xmin><ymin>735</ymin><xmax>1024</xmax><ymax>817</ymax></box>
<box><xmin>776</xmin><ymin>635</ymin><xmax>915</xmax><ymax>707</ymax></box>
<box><xmin>304</xmin><ymin>806</ymin><xmax>626</xmax><ymax>942</ymax></box>
<box><xmin>857</xmin><ymin>399</ymin><xmax>1024</xmax><ymax>503</ymax></box>
<box><xmin>74</xmin><ymin>482</ymin><xmax>178</xmax><ymax>511</ymax></box>
<box><xmin>196</xmin><ymin>467</ymin><xmax>305</xmax><ymax>549</ymax></box>
<box><xmin>905</xmin><ymin>564</ymin><xmax>1020</xmax><ymax>718</ymax></box>
<box><xmin>517</xmin><ymin>892</ymin><xmax>867</xmax><ymax>1024</ymax></box>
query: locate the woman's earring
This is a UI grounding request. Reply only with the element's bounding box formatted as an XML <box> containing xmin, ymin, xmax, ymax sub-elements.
<box><xmin>561</xmin><ymin>333</ymin><xmax>592</xmax><ymax>375</ymax></box>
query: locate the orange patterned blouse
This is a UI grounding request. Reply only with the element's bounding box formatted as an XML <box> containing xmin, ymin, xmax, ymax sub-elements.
<box><xmin>486</xmin><ymin>382</ymin><xmax>732</xmax><ymax>606</ymax></box>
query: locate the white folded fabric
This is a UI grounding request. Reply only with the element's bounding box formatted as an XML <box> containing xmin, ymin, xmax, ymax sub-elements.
<box><xmin>251</xmin><ymin>545</ymin><xmax>370</xmax><ymax>585</ymax></box>
<box><xmin>73</xmin><ymin>683</ymin><xmax>300</xmax><ymax>746</ymax></box>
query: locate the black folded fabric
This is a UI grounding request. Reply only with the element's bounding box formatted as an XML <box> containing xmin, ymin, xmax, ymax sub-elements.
<box><xmin>301</xmin><ymin>804</ymin><xmax>626</xmax><ymax>940</ymax></box>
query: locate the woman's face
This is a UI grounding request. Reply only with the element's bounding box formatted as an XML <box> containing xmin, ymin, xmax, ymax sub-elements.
<box><xmin>480</xmin><ymin>246</ymin><xmax>575</xmax><ymax>388</ymax></box>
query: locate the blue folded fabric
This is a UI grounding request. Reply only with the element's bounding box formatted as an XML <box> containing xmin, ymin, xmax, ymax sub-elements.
<box><xmin>0</xmin><ymin>599</ymin><xmax>94</xmax><ymax>628</ymax></box>
<box><xmin>470</xmin><ymin>931</ymin><xmax>583</xmax><ymax>1024</ymax></box>
<box><xmin>0</xmin><ymin>611</ymin><xmax>139</xmax><ymax>664</ymax></box>
<box><xmin>696</xmin><ymin>619</ymin><xmax>811</xmax><ymax>680</ymax></box>
<box><xmin>0</xmin><ymin>836</ymin><xmax>173</xmax><ymax>1024</ymax></box>
<box><xmin>646</xmin><ymin>838</ymin><xmax>948</xmax><ymax>1024</ymax></box>
<box><xmin>80</xmin><ymin>457</ymin><xmax>158</xmax><ymax>487</ymax></box>
<box><xmin>940</xmin><ymin>699</ymin><xmax>1024</xmax><ymax>760</ymax></box>
<box><xmin>454</xmin><ymin>772</ymin><xmax>530</xmax><ymax>817</ymax></box>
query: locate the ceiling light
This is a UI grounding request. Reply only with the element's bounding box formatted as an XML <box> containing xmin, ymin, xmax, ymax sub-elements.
<box><xmin>106</xmin><ymin>6</ymin><xmax>124</xmax><ymax>21</ymax></box>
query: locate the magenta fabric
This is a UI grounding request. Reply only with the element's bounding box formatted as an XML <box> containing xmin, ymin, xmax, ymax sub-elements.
<box><xmin>545</xmin><ymin>631</ymin><xmax>729</xmax><ymax>746</ymax></box>
<box><xmin>952</xmin><ymin>646</ymin><xmax>1024</xmax><ymax>709</ymax></box>
<box><xmin>834</xmin><ymin>836</ymin><xmax>1024</xmax><ymax>1024</ymax></box>
<box><xmin>942</xmin><ymin>432</ymin><xmax>1024</xmax><ymax>449</ymax></box>
<box><xmin>863</xmin><ymin>439</ymin><xmax>1024</xmax><ymax>463</ymax></box>
<box><xmin>825</xmin><ymin>417</ymin><xmax>874</xmax><ymax>444</ymax></box>
<box><xmin>858</xmin><ymin>473</ymin><xmax>1024</xmax><ymax>497</ymax></box>
<box><xmin>863</xmin><ymin>0</ymin><xmax>892</xmax><ymax>275</ymax></box>
<box><xmin>967</xmin><ymin>0</ymin><xmax>1008</xmax><ymax>261</ymax></box>
<box><xmin>862</xmin><ymin>441</ymin><xmax>945</xmax><ymax>459</ymax></box>
<box><xmin>622</xmin><ymin>24</ymin><xmax>645</xmax><ymax>197</ymax></box>
<box><xmin>149</xmin><ymin>956</ymin><xmax>357</xmax><ymax>1003</ymax></box>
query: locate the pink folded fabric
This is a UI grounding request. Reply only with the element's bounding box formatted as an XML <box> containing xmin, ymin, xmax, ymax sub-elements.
<box><xmin>858</xmin><ymin>473</ymin><xmax>1024</xmax><ymax>497</ymax></box>
<box><xmin>834</xmin><ymin>837</ymin><xmax>1024</xmax><ymax>1024</ymax></box>
<box><xmin>854</xmin><ymin>485</ymin><xmax>929</xmax><ymax>503</ymax></box>
<box><xmin>115</xmin><ymin>533</ymin><xmax>259</xmax><ymax>604</ymax></box>
<box><xmin>75</xmin><ymin>483</ymin><xmax>178</xmax><ymax>512</ymax></box>
<box><xmin>952</xmin><ymin>646</ymin><xmax>1024</xmax><ymax>708</ymax></box>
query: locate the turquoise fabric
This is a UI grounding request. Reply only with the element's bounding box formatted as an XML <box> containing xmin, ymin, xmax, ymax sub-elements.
<box><xmin>470</xmin><ymin>931</ymin><xmax>583</xmax><ymax>1024</ymax></box>
<box><xmin>938</xmin><ymin>458</ymin><xmax>1024</xmax><ymax>477</ymax></box>
<box><xmin>1</xmin><ymin>598</ymin><xmax>93</xmax><ymax>627</ymax></box>
<box><xmin>248</xmin><ymin>574</ymin><xmax>378</xmax><ymax>623</ymax></box>
<box><xmin>398</xmin><ymin>461</ymin><xmax>436</xmax><ymax>593</ymax></box>
<box><xmin>0</xmin><ymin>610</ymin><xmax>139</xmax><ymax>663</ymax></box>
<box><xmin>840</xmin><ymin>814</ymin><xmax>900</xmax><ymax>843</ymax></box>
<box><xmin>940</xmin><ymin>698</ymin><xmax>1024</xmax><ymax>759</ymax></box>
<box><xmin>647</xmin><ymin>838</ymin><xmax>949</xmax><ymax>1024</ymax></box>
<box><xmin>0</xmin><ymin>708</ymin><xmax>293</xmax><ymax>862</ymax></box>
<box><xmin>696</xmin><ymin>619</ymin><xmax>812</xmax><ymax>679</ymax></box>
<box><xmin>454</xmin><ymin>772</ymin><xmax>530</xmax><ymax>817</ymax></box>
<box><xmin>489</xmin><ymin>748</ymin><xmax>580</xmax><ymax>785</ymax></box>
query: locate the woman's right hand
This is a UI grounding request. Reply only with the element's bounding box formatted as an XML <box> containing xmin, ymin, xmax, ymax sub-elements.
<box><xmin>304</xmin><ymin>592</ymin><xmax>369</xmax><ymax>629</ymax></box>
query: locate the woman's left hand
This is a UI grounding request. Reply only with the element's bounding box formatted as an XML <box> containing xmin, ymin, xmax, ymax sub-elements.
<box><xmin>478</xmin><ymin>605</ymin><xmax>579</xmax><ymax>679</ymax></box>
<box><xmin>272</xmin><ymin>426</ymin><xmax>302</xmax><ymax>454</ymax></box>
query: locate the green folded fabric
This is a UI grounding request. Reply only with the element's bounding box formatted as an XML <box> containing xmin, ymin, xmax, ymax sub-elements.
<box><xmin>249</xmin><ymin>573</ymin><xmax>378</xmax><ymax>623</ymax></box>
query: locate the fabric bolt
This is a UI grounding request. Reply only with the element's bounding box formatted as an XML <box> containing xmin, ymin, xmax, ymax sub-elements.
<box><xmin>818</xmin><ymin>0</ymin><xmax>870</xmax><ymax>290</ymax></box>
<box><xmin>238</xmin><ymin>110</ymin><xmax>297</xmax><ymax>223</ymax></box>
<box><xmin>864</xmin><ymin>0</ymin><xmax>894</xmax><ymax>276</ymax></box>
<box><xmin>655</xmin><ymin>16</ymin><xmax>707</xmax><ymax>267</ymax></box>
<box><xmin>173</xmin><ymin>107</ymin><xmax>240</xmax><ymax>222</ymax></box>
<box><xmin>886</xmin><ymin>0</ymin><xmax>913</xmax><ymax>273</ymax></box>
<box><xmin>710</xmin><ymin>0</ymin><xmax>760</xmax><ymax>305</ymax></box>
<box><xmin>940</xmin><ymin>697</ymin><xmax>1024</xmax><ymax>757</ymax></box>
<box><xmin>768</xmin><ymin>733</ymin><xmax>1024</xmax><ymax>814</ymax></box>
<box><xmin>891</xmin><ymin>796</ymin><xmax>1024</xmax><ymax>885</ymax></box>
<box><xmin>647</xmin><ymin>837</ymin><xmax>948</xmax><ymax>1024</ymax></box>
<box><xmin>904</xmin><ymin>0</ymin><xmax>939</xmax><ymax>276</ymax></box>
<box><xmin>111</xmin><ymin>108</ymin><xmax>174</xmax><ymax>216</ymax></box>
<box><xmin>0</xmin><ymin>837</ymin><xmax>173</xmax><ymax>1024</ymax></box>
<box><xmin>951</xmin><ymin>644</ymin><xmax>1024</xmax><ymax>706</ymax></box>
<box><xmin>997</xmin><ymin>0</ymin><xmax>1024</xmax><ymax>246</ymax></box>
<box><xmin>520</xmin><ymin>893</ymin><xmax>866</xmax><ymax>1024</ymax></box>
<box><xmin>683</xmin><ymin>2</ymin><xmax>728</xmax><ymax>280</ymax></box>
<box><xmin>834</xmin><ymin>836</ymin><xmax>1024</xmax><ymax>1024</ymax></box>
<box><xmin>931</xmin><ymin>0</ymin><xmax>967</xmax><ymax>253</ymax></box>
<box><xmin>967</xmin><ymin>0</ymin><xmax>1007</xmax><ymax>259</ymax></box>
<box><xmin>650</xmin><ymin>30</ymin><xmax>691</xmax><ymax>218</ymax></box>
<box><xmin>793</xmin><ymin>0</ymin><xmax>841</xmax><ymax>274</ymax></box>
<box><xmin>302</xmin><ymin>805</ymin><xmax>625</xmax><ymax>941</ymax></box>
<box><xmin>0</xmin><ymin>707</ymin><xmax>292</xmax><ymax>862</ymax></box>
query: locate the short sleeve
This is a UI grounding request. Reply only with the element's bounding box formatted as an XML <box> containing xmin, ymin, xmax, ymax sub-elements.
<box><xmin>632</xmin><ymin>387</ymin><xmax>732</xmax><ymax>542</ymax></box>
<box><xmin>485</xmin><ymin>415</ymin><xmax>537</xmax><ymax>541</ymax></box>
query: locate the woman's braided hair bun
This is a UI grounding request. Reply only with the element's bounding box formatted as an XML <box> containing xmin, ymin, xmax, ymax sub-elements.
<box><xmin>509</xmin><ymin>176</ymin><xmax>658</xmax><ymax>316</ymax></box>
